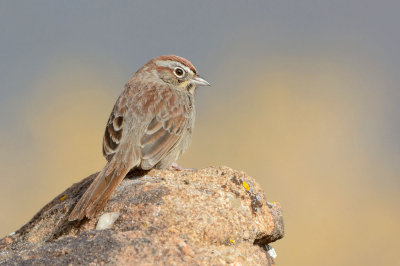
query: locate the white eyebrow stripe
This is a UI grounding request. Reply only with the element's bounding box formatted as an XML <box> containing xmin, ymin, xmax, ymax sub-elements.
<box><xmin>154</xmin><ymin>60</ymin><xmax>171</xmax><ymax>67</ymax></box>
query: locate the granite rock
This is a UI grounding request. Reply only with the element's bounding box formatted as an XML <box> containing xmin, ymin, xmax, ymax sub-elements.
<box><xmin>0</xmin><ymin>166</ymin><xmax>284</xmax><ymax>265</ymax></box>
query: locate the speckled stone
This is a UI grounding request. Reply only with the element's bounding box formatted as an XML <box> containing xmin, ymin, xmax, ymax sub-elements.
<box><xmin>0</xmin><ymin>166</ymin><xmax>284</xmax><ymax>265</ymax></box>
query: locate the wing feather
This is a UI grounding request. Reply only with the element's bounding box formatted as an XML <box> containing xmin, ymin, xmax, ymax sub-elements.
<box><xmin>103</xmin><ymin>111</ymin><xmax>125</xmax><ymax>161</ymax></box>
<box><xmin>140</xmin><ymin>104</ymin><xmax>189</xmax><ymax>169</ymax></box>
<box><xmin>102</xmin><ymin>85</ymin><xmax>191</xmax><ymax>169</ymax></box>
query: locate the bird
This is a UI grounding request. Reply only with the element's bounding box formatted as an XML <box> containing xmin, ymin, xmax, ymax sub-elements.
<box><xmin>68</xmin><ymin>55</ymin><xmax>210</xmax><ymax>221</ymax></box>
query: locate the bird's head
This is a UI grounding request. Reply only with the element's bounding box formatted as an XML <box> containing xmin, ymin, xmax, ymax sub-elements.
<box><xmin>136</xmin><ymin>55</ymin><xmax>210</xmax><ymax>93</ymax></box>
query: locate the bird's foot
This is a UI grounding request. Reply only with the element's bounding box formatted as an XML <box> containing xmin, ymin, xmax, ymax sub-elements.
<box><xmin>168</xmin><ymin>163</ymin><xmax>197</xmax><ymax>171</ymax></box>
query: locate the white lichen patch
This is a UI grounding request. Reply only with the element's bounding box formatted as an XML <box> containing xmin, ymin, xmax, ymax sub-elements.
<box><xmin>96</xmin><ymin>212</ymin><xmax>120</xmax><ymax>230</ymax></box>
<box><xmin>266</xmin><ymin>245</ymin><xmax>277</xmax><ymax>259</ymax></box>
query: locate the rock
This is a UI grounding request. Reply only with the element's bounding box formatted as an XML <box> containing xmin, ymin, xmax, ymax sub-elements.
<box><xmin>0</xmin><ymin>166</ymin><xmax>284</xmax><ymax>265</ymax></box>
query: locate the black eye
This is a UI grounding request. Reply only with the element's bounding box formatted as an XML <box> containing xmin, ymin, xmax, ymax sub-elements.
<box><xmin>174</xmin><ymin>67</ymin><xmax>185</xmax><ymax>78</ymax></box>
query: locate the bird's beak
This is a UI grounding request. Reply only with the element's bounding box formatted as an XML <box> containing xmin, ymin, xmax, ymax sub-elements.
<box><xmin>191</xmin><ymin>76</ymin><xmax>211</xmax><ymax>86</ymax></box>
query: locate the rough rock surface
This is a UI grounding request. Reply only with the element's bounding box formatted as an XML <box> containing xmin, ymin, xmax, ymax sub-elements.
<box><xmin>0</xmin><ymin>166</ymin><xmax>284</xmax><ymax>265</ymax></box>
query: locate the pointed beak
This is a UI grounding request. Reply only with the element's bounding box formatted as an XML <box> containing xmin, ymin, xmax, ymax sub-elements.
<box><xmin>191</xmin><ymin>76</ymin><xmax>211</xmax><ymax>86</ymax></box>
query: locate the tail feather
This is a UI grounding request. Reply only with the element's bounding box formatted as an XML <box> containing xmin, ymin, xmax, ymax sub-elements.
<box><xmin>68</xmin><ymin>159</ymin><xmax>131</xmax><ymax>221</ymax></box>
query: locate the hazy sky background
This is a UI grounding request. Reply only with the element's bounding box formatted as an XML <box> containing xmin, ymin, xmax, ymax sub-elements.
<box><xmin>1</xmin><ymin>1</ymin><xmax>400</xmax><ymax>265</ymax></box>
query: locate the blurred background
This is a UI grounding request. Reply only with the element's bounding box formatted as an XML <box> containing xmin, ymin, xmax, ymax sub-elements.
<box><xmin>1</xmin><ymin>1</ymin><xmax>399</xmax><ymax>265</ymax></box>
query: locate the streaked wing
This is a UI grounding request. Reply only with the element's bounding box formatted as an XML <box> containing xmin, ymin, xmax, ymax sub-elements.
<box><xmin>103</xmin><ymin>84</ymin><xmax>191</xmax><ymax>168</ymax></box>
<box><xmin>103</xmin><ymin>107</ymin><xmax>125</xmax><ymax>161</ymax></box>
<box><xmin>140</xmin><ymin>104</ymin><xmax>188</xmax><ymax>169</ymax></box>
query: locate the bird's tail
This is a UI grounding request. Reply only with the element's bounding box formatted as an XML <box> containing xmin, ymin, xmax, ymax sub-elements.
<box><xmin>68</xmin><ymin>157</ymin><xmax>131</xmax><ymax>221</ymax></box>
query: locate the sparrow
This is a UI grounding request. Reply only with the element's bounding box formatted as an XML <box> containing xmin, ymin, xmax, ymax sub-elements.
<box><xmin>68</xmin><ymin>55</ymin><xmax>210</xmax><ymax>221</ymax></box>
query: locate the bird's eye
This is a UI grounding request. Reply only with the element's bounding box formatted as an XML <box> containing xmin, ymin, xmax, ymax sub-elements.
<box><xmin>174</xmin><ymin>67</ymin><xmax>185</xmax><ymax>78</ymax></box>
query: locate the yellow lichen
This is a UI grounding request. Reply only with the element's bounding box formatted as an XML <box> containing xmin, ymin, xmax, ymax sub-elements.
<box><xmin>229</xmin><ymin>237</ymin><xmax>235</xmax><ymax>244</ymax></box>
<box><xmin>242</xmin><ymin>181</ymin><xmax>250</xmax><ymax>191</ymax></box>
<box><xmin>60</xmin><ymin>195</ymin><xmax>67</xmax><ymax>202</ymax></box>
